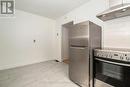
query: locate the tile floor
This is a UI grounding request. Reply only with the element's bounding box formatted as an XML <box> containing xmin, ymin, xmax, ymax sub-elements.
<box><xmin>0</xmin><ymin>60</ymin><xmax>78</xmax><ymax>87</ymax></box>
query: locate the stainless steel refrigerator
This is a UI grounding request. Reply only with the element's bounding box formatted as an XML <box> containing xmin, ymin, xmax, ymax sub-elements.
<box><xmin>69</xmin><ymin>21</ymin><xmax>101</xmax><ymax>87</ymax></box>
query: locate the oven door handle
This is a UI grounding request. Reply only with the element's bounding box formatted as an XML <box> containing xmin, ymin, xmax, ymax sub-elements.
<box><xmin>95</xmin><ymin>58</ymin><xmax>130</xmax><ymax>67</ymax></box>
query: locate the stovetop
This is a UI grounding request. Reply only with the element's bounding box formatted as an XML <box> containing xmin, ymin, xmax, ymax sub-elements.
<box><xmin>94</xmin><ymin>48</ymin><xmax>130</xmax><ymax>62</ymax></box>
<box><xmin>95</xmin><ymin>48</ymin><xmax>130</xmax><ymax>52</ymax></box>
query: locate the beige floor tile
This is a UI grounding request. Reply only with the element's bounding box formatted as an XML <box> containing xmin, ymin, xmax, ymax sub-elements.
<box><xmin>0</xmin><ymin>60</ymin><xmax>79</xmax><ymax>87</ymax></box>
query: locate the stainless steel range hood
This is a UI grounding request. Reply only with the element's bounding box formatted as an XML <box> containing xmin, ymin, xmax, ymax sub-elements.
<box><xmin>97</xmin><ymin>3</ymin><xmax>130</xmax><ymax>21</ymax></box>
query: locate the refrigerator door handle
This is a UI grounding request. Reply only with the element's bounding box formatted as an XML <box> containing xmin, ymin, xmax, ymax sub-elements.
<box><xmin>70</xmin><ymin>47</ymin><xmax>86</xmax><ymax>50</ymax></box>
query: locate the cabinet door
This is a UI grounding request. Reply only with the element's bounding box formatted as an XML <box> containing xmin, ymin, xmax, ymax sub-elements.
<box><xmin>69</xmin><ymin>47</ymin><xmax>89</xmax><ymax>87</ymax></box>
<box><xmin>124</xmin><ymin>0</ymin><xmax>130</xmax><ymax>3</ymax></box>
<box><xmin>109</xmin><ymin>0</ymin><xmax>122</xmax><ymax>7</ymax></box>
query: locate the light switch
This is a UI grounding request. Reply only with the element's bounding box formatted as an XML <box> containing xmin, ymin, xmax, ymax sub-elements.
<box><xmin>57</xmin><ymin>33</ymin><xmax>59</xmax><ymax>36</ymax></box>
<box><xmin>33</xmin><ymin>40</ymin><xmax>36</xmax><ymax>43</ymax></box>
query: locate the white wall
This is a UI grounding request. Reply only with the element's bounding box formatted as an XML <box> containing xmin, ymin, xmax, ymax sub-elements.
<box><xmin>0</xmin><ymin>10</ymin><xmax>56</xmax><ymax>70</ymax></box>
<box><xmin>104</xmin><ymin>17</ymin><xmax>130</xmax><ymax>48</ymax></box>
<box><xmin>56</xmin><ymin>0</ymin><xmax>130</xmax><ymax>61</ymax></box>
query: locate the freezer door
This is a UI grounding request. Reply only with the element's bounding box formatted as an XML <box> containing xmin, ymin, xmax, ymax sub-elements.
<box><xmin>69</xmin><ymin>23</ymin><xmax>88</xmax><ymax>38</ymax></box>
<box><xmin>69</xmin><ymin>46</ymin><xmax>89</xmax><ymax>87</ymax></box>
<box><xmin>69</xmin><ymin>23</ymin><xmax>89</xmax><ymax>47</ymax></box>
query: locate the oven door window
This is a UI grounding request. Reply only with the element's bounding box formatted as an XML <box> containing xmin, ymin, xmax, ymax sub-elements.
<box><xmin>95</xmin><ymin>59</ymin><xmax>130</xmax><ymax>87</ymax></box>
<box><xmin>103</xmin><ymin>62</ymin><xmax>122</xmax><ymax>80</ymax></box>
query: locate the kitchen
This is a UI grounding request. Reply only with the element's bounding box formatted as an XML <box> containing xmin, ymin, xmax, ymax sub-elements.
<box><xmin>61</xmin><ymin>0</ymin><xmax>130</xmax><ymax>87</ymax></box>
<box><xmin>0</xmin><ymin>0</ymin><xmax>130</xmax><ymax>87</ymax></box>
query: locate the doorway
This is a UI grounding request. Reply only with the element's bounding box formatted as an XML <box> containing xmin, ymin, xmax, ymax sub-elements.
<box><xmin>61</xmin><ymin>22</ymin><xmax>73</xmax><ymax>64</ymax></box>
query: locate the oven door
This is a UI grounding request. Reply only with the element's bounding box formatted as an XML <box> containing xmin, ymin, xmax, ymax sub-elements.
<box><xmin>94</xmin><ymin>57</ymin><xmax>130</xmax><ymax>87</ymax></box>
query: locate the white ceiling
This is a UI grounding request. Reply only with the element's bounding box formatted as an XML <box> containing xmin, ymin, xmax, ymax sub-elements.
<box><xmin>16</xmin><ymin>0</ymin><xmax>89</xmax><ymax>19</ymax></box>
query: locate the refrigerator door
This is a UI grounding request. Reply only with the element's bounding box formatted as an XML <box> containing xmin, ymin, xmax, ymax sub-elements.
<box><xmin>69</xmin><ymin>46</ymin><xmax>89</xmax><ymax>87</ymax></box>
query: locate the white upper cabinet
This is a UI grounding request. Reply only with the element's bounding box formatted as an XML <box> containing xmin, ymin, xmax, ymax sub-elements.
<box><xmin>109</xmin><ymin>0</ymin><xmax>130</xmax><ymax>7</ymax></box>
<box><xmin>109</xmin><ymin>0</ymin><xmax>122</xmax><ymax>7</ymax></box>
<box><xmin>123</xmin><ymin>0</ymin><xmax>130</xmax><ymax>3</ymax></box>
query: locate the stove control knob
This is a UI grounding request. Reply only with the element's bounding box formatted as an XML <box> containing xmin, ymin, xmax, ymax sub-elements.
<box><xmin>97</xmin><ymin>53</ymin><xmax>100</xmax><ymax>56</ymax></box>
<box><xmin>120</xmin><ymin>56</ymin><xmax>124</xmax><ymax>60</ymax></box>
<box><xmin>106</xmin><ymin>55</ymin><xmax>108</xmax><ymax>58</ymax></box>
<box><xmin>107</xmin><ymin>55</ymin><xmax>109</xmax><ymax>58</ymax></box>
<box><xmin>98</xmin><ymin>54</ymin><xmax>101</xmax><ymax>57</ymax></box>
<box><xmin>110</xmin><ymin>55</ymin><xmax>112</xmax><ymax>58</ymax></box>
<box><xmin>126</xmin><ymin>57</ymin><xmax>130</xmax><ymax>61</ymax></box>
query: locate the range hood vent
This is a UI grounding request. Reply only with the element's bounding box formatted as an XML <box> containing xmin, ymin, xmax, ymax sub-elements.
<box><xmin>97</xmin><ymin>3</ymin><xmax>130</xmax><ymax>21</ymax></box>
